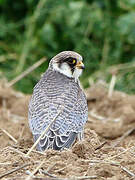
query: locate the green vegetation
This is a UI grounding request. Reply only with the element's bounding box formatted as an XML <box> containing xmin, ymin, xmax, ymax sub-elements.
<box><xmin>0</xmin><ymin>0</ymin><xmax>135</xmax><ymax>94</ymax></box>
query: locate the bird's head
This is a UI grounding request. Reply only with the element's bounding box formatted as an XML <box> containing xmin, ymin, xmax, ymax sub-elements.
<box><xmin>49</xmin><ymin>51</ymin><xmax>84</xmax><ymax>81</ymax></box>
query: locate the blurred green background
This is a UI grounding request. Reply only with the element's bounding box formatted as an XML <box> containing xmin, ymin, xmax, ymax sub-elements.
<box><xmin>0</xmin><ymin>0</ymin><xmax>135</xmax><ymax>94</ymax></box>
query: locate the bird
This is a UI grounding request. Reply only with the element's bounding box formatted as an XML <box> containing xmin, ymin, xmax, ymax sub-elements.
<box><xmin>28</xmin><ymin>51</ymin><xmax>88</xmax><ymax>151</ymax></box>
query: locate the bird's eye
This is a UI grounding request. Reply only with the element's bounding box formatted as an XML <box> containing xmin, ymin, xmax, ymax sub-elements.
<box><xmin>72</xmin><ymin>59</ymin><xmax>76</xmax><ymax>64</ymax></box>
<box><xmin>64</xmin><ymin>57</ymin><xmax>77</xmax><ymax>65</ymax></box>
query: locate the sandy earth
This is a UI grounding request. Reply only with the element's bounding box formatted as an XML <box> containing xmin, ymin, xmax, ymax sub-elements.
<box><xmin>0</xmin><ymin>80</ymin><xmax>135</xmax><ymax>180</ymax></box>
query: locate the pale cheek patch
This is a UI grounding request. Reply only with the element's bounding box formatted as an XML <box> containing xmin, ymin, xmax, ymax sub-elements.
<box><xmin>53</xmin><ymin>62</ymin><xmax>83</xmax><ymax>81</ymax></box>
<box><xmin>53</xmin><ymin>62</ymin><xmax>73</xmax><ymax>78</ymax></box>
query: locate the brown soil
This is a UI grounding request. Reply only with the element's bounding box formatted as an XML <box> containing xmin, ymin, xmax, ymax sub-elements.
<box><xmin>0</xmin><ymin>80</ymin><xmax>135</xmax><ymax>180</ymax></box>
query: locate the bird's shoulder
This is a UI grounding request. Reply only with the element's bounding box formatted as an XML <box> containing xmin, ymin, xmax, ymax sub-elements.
<box><xmin>33</xmin><ymin>68</ymin><xmax>81</xmax><ymax>94</ymax></box>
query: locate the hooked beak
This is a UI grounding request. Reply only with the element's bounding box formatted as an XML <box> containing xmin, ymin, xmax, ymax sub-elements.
<box><xmin>76</xmin><ymin>61</ymin><xmax>85</xmax><ymax>69</ymax></box>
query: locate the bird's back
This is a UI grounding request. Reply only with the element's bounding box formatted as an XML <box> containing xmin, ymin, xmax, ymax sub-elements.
<box><xmin>28</xmin><ymin>68</ymin><xmax>88</xmax><ymax>151</ymax></box>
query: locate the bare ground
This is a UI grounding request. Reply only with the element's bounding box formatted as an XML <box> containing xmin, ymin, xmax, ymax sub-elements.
<box><xmin>0</xmin><ymin>80</ymin><xmax>135</xmax><ymax>180</ymax></box>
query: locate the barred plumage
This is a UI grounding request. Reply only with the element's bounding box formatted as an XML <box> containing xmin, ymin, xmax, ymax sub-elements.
<box><xmin>28</xmin><ymin>51</ymin><xmax>88</xmax><ymax>151</ymax></box>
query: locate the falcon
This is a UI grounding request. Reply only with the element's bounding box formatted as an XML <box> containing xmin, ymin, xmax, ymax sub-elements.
<box><xmin>28</xmin><ymin>51</ymin><xmax>88</xmax><ymax>151</ymax></box>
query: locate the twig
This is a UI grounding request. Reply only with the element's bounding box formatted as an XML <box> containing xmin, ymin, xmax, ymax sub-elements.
<box><xmin>111</xmin><ymin>128</ymin><xmax>135</xmax><ymax>148</ymax></box>
<box><xmin>26</xmin><ymin>109</ymin><xmax>63</xmax><ymax>157</ymax></box>
<box><xmin>47</xmin><ymin>163</ymin><xmax>57</xmax><ymax>172</ymax></box>
<box><xmin>83</xmin><ymin>159</ymin><xmax>102</xmax><ymax>163</ymax></box>
<box><xmin>38</xmin><ymin>163</ymin><xmax>58</xmax><ymax>179</ymax></box>
<box><xmin>19</xmin><ymin>126</ymin><xmax>25</xmax><ymax>140</ymax></box>
<box><xmin>95</xmin><ymin>141</ymin><xmax>107</xmax><ymax>150</ymax></box>
<box><xmin>74</xmin><ymin>176</ymin><xmax>97</xmax><ymax>180</ymax></box>
<box><xmin>121</xmin><ymin>166</ymin><xmax>135</xmax><ymax>177</ymax></box>
<box><xmin>25</xmin><ymin>159</ymin><xmax>45</xmax><ymax>180</ymax></box>
<box><xmin>0</xmin><ymin>163</ymin><xmax>31</xmax><ymax>179</ymax></box>
<box><xmin>1</xmin><ymin>129</ymin><xmax>18</xmax><ymax>143</ymax></box>
<box><xmin>9</xmin><ymin>146</ymin><xmax>30</xmax><ymax>158</ymax></box>
<box><xmin>32</xmin><ymin>178</ymin><xmax>64</xmax><ymax>180</ymax></box>
<box><xmin>26</xmin><ymin>170</ymin><xmax>36</xmax><ymax>178</ymax></box>
<box><xmin>83</xmin><ymin>159</ymin><xmax>120</xmax><ymax>166</ymax></box>
<box><xmin>40</xmin><ymin>169</ymin><xmax>57</xmax><ymax>178</ymax></box>
<box><xmin>107</xmin><ymin>146</ymin><xmax>135</xmax><ymax>160</ymax></box>
<box><xmin>29</xmin><ymin>149</ymin><xmax>46</xmax><ymax>156</ymax></box>
<box><xmin>32</xmin><ymin>178</ymin><xmax>63</xmax><ymax>180</ymax></box>
<box><xmin>89</xmin><ymin>110</ymin><xmax>106</xmax><ymax>121</ymax></box>
<box><xmin>33</xmin><ymin>176</ymin><xmax>97</xmax><ymax>180</ymax></box>
<box><xmin>7</xmin><ymin>57</ymin><xmax>46</xmax><ymax>87</ymax></box>
<box><xmin>0</xmin><ymin>162</ymin><xmax>12</xmax><ymax>165</ymax></box>
<box><xmin>55</xmin><ymin>166</ymin><xmax>66</xmax><ymax>173</ymax></box>
<box><xmin>108</xmin><ymin>74</ymin><xmax>116</xmax><ymax>98</ymax></box>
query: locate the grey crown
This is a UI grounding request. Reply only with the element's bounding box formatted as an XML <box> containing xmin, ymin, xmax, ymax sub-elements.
<box><xmin>28</xmin><ymin>52</ymin><xmax>88</xmax><ymax>151</ymax></box>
